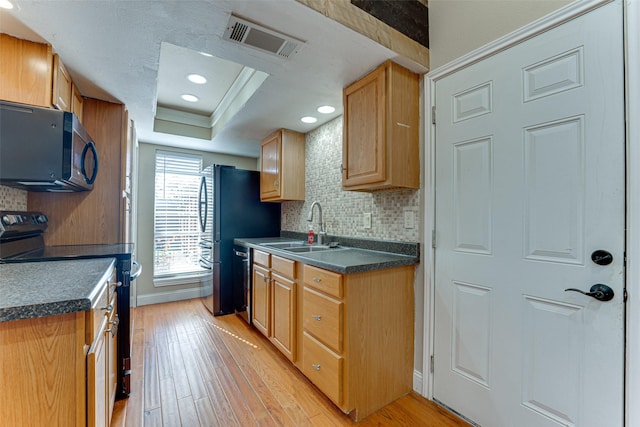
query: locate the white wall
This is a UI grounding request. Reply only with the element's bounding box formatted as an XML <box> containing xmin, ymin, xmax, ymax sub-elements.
<box><xmin>428</xmin><ymin>0</ymin><xmax>571</xmax><ymax>69</ymax></box>
<box><xmin>135</xmin><ymin>141</ymin><xmax>259</xmax><ymax>306</ymax></box>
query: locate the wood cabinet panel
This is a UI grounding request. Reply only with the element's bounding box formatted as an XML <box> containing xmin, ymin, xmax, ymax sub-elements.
<box><xmin>303</xmin><ymin>287</ymin><xmax>343</xmax><ymax>353</ymax></box>
<box><xmin>0</xmin><ymin>33</ymin><xmax>53</xmax><ymax>107</ymax></box>
<box><xmin>302</xmin><ymin>331</ymin><xmax>344</xmax><ymax>406</ymax></box>
<box><xmin>271</xmin><ymin>272</ymin><xmax>296</xmax><ymax>361</ymax></box>
<box><xmin>28</xmin><ymin>99</ymin><xmax>126</xmax><ymax>245</ymax></box>
<box><xmin>72</xmin><ymin>83</ymin><xmax>84</xmax><ymax>121</ymax></box>
<box><xmin>343</xmin><ymin>67</ymin><xmax>385</xmax><ymax>185</ymax></box>
<box><xmin>343</xmin><ymin>60</ymin><xmax>420</xmax><ymax>191</ymax></box>
<box><xmin>87</xmin><ymin>317</ymin><xmax>108</xmax><ymax>427</ymax></box>
<box><xmin>252</xmin><ymin>264</ymin><xmax>270</xmax><ymax>336</ymax></box>
<box><xmin>107</xmin><ymin>296</ymin><xmax>118</xmax><ymax>427</ymax></box>
<box><xmin>253</xmin><ymin>249</ymin><xmax>271</xmax><ymax>268</ymax></box>
<box><xmin>272</xmin><ymin>254</ymin><xmax>295</xmax><ymax>277</ymax></box>
<box><xmin>52</xmin><ymin>54</ymin><xmax>72</xmax><ymax>112</ymax></box>
<box><xmin>260</xmin><ymin>129</ymin><xmax>305</xmax><ymax>201</ymax></box>
<box><xmin>0</xmin><ymin>312</ymin><xmax>87</xmax><ymax>426</ymax></box>
<box><xmin>260</xmin><ymin>132</ymin><xmax>281</xmax><ymax>199</ymax></box>
<box><xmin>303</xmin><ymin>264</ymin><xmax>343</xmax><ymax>298</ymax></box>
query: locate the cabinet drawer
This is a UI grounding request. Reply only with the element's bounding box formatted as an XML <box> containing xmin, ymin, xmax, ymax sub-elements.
<box><xmin>253</xmin><ymin>249</ymin><xmax>271</xmax><ymax>268</ymax></box>
<box><xmin>303</xmin><ymin>332</ymin><xmax>343</xmax><ymax>406</ymax></box>
<box><xmin>303</xmin><ymin>264</ymin><xmax>343</xmax><ymax>298</ymax></box>
<box><xmin>88</xmin><ymin>283</ymin><xmax>110</xmax><ymax>344</ymax></box>
<box><xmin>107</xmin><ymin>268</ymin><xmax>118</xmax><ymax>302</ymax></box>
<box><xmin>272</xmin><ymin>255</ymin><xmax>295</xmax><ymax>278</ymax></box>
<box><xmin>303</xmin><ymin>287</ymin><xmax>343</xmax><ymax>353</ymax></box>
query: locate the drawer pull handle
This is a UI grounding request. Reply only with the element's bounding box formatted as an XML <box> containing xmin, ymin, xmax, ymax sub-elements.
<box><xmin>106</xmin><ymin>315</ymin><xmax>119</xmax><ymax>337</ymax></box>
<box><xmin>313</xmin><ymin>278</ymin><xmax>322</xmax><ymax>282</ymax></box>
<box><xmin>312</xmin><ymin>315</ymin><xmax>322</xmax><ymax>321</ymax></box>
<box><xmin>312</xmin><ymin>364</ymin><xmax>321</xmax><ymax>371</ymax></box>
<box><xmin>101</xmin><ymin>304</ymin><xmax>114</xmax><ymax>313</ymax></box>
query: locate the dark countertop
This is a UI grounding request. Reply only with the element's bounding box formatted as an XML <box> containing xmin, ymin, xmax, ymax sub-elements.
<box><xmin>2</xmin><ymin>243</ymin><xmax>134</xmax><ymax>263</ymax></box>
<box><xmin>234</xmin><ymin>237</ymin><xmax>419</xmax><ymax>274</ymax></box>
<box><xmin>0</xmin><ymin>258</ymin><xmax>116</xmax><ymax>322</ymax></box>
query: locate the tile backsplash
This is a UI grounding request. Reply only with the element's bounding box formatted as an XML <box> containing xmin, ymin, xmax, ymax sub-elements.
<box><xmin>281</xmin><ymin>117</ymin><xmax>421</xmax><ymax>242</ymax></box>
<box><xmin>0</xmin><ymin>185</ymin><xmax>27</xmax><ymax>211</ymax></box>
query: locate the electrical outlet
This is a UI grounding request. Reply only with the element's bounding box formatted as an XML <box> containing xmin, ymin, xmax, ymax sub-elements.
<box><xmin>363</xmin><ymin>212</ymin><xmax>372</xmax><ymax>229</ymax></box>
<box><xmin>404</xmin><ymin>208</ymin><xmax>415</xmax><ymax>229</ymax></box>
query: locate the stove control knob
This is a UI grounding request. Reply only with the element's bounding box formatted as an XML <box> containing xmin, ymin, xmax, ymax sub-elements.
<box><xmin>36</xmin><ymin>215</ymin><xmax>48</xmax><ymax>224</ymax></box>
<box><xmin>2</xmin><ymin>215</ymin><xmax>10</xmax><ymax>226</ymax></box>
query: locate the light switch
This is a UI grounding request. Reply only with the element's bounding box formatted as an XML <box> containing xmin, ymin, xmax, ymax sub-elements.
<box><xmin>404</xmin><ymin>209</ymin><xmax>415</xmax><ymax>229</ymax></box>
<box><xmin>363</xmin><ymin>212</ymin><xmax>372</xmax><ymax>229</ymax></box>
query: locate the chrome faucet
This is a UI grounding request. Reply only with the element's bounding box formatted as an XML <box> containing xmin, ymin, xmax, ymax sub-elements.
<box><xmin>307</xmin><ymin>201</ymin><xmax>325</xmax><ymax>245</ymax></box>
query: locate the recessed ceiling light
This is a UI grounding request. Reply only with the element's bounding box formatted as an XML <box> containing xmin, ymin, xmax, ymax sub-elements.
<box><xmin>301</xmin><ymin>116</ymin><xmax>317</xmax><ymax>124</ymax></box>
<box><xmin>0</xmin><ymin>0</ymin><xmax>14</xmax><ymax>9</ymax></box>
<box><xmin>187</xmin><ymin>74</ymin><xmax>207</xmax><ymax>84</ymax></box>
<box><xmin>181</xmin><ymin>94</ymin><xmax>199</xmax><ymax>102</ymax></box>
<box><xmin>317</xmin><ymin>105</ymin><xmax>335</xmax><ymax>114</ymax></box>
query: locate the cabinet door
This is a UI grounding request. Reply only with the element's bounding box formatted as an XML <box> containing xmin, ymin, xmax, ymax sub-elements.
<box><xmin>87</xmin><ymin>319</ymin><xmax>108</xmax><ymax>427</ymax></box>
<box><xmin>72</xmin><ymin>84</ymin><xmax>84</xmax><ymax>120</ymax></box>
<box><xmin>107</xmin><ymin>298</ymin><xmax>118</xmax><ymax>427</ymax></box>
<box><xmin>260</xmin><ymin>132</ymin><xmax>281</xmax><ymax>200</ymax></box>
<box><xmin>271</xmin><ymin>272</ymin><xmax>296</xmax><ymax>361</ymax></box>
<box><xmin>252</xmin><ymin>265</ymin><xmax>271</xmax><ymax>336</ymax></box>
<box><xmin>0</xmin><ymin>34</ymin><xmax>53</xmax><ymax>107</ymax></box>
<box><xmin>52</xmin><ymin>54</ymin><xmax>72</xmax><ymax>112</ymax></box>
<box><xmin>343</xmin><ymin>66</ymin><xmax>386</xmax><ymax>187</ymax></box>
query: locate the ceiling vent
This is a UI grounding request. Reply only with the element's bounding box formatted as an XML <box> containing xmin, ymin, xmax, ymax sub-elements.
<box><xmin>224</xmin><ymin>15</ymin><xmax>304</xmax><ymax>59</ymax></box>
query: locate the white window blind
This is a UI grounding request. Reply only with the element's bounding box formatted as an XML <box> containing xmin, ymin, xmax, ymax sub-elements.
<box><xmin>154</xmin><ymin>150</ymin><xmax>204</xmax><ymax>278</ymax></box>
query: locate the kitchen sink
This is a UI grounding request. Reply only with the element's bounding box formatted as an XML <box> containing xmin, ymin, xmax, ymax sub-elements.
<box><xmin>281</xmin><ymin>245</ymin><xmax>331</xmax><ymax>253</ymax></box>
<box><xmin>261</xmin><ymin>241</ymin><xmax>307</xmax><ymax>248</ymax></box>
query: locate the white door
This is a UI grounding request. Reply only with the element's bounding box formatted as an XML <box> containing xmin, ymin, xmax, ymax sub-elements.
<box><xmin>433</xmin><ymin>2</ymin><xmax>625</xmax><ymax>426</ymax></box>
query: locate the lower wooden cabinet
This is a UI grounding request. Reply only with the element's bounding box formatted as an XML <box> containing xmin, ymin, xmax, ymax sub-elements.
<box><xmin>250</xmin><ymin>247</ymin><xmax>415</xmax><ymax>421</ymax></box>
<box><xmin>251</xmin><ymin>250</ymin><xmax>297</xmax><ymax>362</ymax></box>
<box><xmin>86</xmin><ymin>268</ymin><xmax>119</xmax><ymax>427</ymax></box>
<box><xmin>0</xmin><ymin>266</ymin><xmax>118</xmax><ymax>426</ymax></box>
<box><xmin>300</xmin><ymin>263</ymin><xmax>414</xmax><ymax>421</ymax></box>
<box><xmin>252</xmin><ymin>263</ymin><xmax>271</xmax><ymax>336</ymax></box>
<box><xmin>272</xmin><ymin>274</ymin><xmax>295</xmax><ymax>357</ymax></box>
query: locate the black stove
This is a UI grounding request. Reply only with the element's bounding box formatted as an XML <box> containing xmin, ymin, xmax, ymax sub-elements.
<box><xmin>0</xmin><ymin>210</ymin><xmax>139</xmax><ymax>399</ymax></box>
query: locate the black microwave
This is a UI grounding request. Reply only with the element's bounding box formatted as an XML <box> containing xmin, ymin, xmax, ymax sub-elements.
<box><xmin>0</xmin><ymin>101</ymin><xmax>99</xmax><ymax>192</ymax></box>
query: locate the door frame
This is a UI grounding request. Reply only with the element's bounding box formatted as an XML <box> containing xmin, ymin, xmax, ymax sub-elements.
<box><xmin>421</xmin><ymin>1</ymin><xmax>640</xmax><ymax>425</ymax></box>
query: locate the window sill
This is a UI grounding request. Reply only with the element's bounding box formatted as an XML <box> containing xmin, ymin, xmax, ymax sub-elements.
<box><xmin>153</xmin><ymin>272</ymin><xmax>212</xmax><ymax>287</ymax></box>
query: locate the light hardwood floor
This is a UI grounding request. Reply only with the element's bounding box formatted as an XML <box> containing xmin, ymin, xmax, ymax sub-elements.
<box><xmin>111</xmin><ymin>299</ymin><xmax>468</xmax><ymax>427</ymax></box>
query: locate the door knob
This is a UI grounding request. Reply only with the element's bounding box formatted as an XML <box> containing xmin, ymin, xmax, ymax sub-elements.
<box><xmin>565</xmin><ymin>284</ymin><xmax>614</xmax><ymax>301</ymax></box>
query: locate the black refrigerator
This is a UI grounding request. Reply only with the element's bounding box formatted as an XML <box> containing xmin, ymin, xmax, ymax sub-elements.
<box><xmin>198</xmin><ymin>165</ymin><xmax>281</xmax><ymax>316</ymax></box>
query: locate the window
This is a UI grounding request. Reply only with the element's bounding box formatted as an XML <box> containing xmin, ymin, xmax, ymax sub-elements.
<box><xmin>153</xmin><ymin>150</ymin><xmax>205</xmax><ymax>280</ymax></box>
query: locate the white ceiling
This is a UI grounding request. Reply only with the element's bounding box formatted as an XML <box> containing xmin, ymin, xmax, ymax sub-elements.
<box><xmin>0</xmin><ymin>0</ymin><xmax>426</xmax><ymax>158</ymax></box>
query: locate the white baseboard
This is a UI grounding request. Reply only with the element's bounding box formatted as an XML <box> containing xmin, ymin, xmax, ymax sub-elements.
<box><xmin>136</xmin><ymin>287</ymin><xmax>205</xmax><ymax>306</ymax></box>
<box><xmin>413</xmin><ymin>369</ymin><xmax>424</xmax><ymax>395</ymax></box>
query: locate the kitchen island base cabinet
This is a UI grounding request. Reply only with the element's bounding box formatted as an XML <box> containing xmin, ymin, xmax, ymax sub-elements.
<box><xmin>0</xmin><ymin>312</ymin><xmax>87</xmax><ymax>426</ymax></box>
<box><xmin>0</xmin><ymin>267</ymin><xmax>117</xmax><ymax>427</ymax></box>
<box><xmin>301</xmin><ymin>263</ymin><xmax>414</xmax><ymax>421</ymax></box>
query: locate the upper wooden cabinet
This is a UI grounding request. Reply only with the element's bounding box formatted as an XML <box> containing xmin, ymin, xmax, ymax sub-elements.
<box><xmin>342</xmin><ymin>60</ymin><xmax>420</xmax><ymax>191</ymax></box>
<box><xmin>28</xmin><ymin>100</ymin><xmax>129</xmax><ymax>245</ymax></box>
<box><xmin>0</xmin><ymin>33</ymin><xmax>53</xmax><ymax>107</ymax></box>
<box><xmin>0</xmin><ymin>35</ymin><xmax>84</xmax><ymax>120</ymax></box>
<box><xmin>260</xmin><ymin>128</ymin><xmax>305</xmax><ymax>202</ymax></box>
<box><xmin>52</xmin><ymin>54</ymin><xmax>72</xmax><ymax>112</ymax></box>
